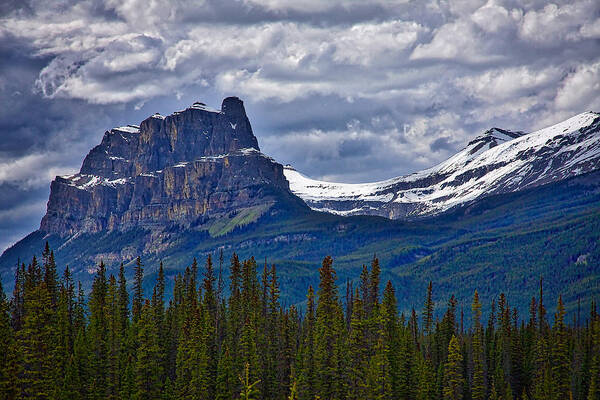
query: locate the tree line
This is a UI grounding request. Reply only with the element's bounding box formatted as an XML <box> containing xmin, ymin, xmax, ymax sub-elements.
<box><xmin>0</xmin><ymin>243</ymin><xmax>599</xmax><ymax>400</ymax></box>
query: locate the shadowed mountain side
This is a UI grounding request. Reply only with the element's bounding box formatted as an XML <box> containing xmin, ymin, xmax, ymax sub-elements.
<box><xmin>2</xmin><ymin>170</ymin><xmax>599</xmax><ymax>321</ymax></box>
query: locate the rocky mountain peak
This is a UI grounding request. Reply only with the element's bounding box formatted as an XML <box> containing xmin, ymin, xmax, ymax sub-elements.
<box><xmin>40</xmin><ymin>97</ymin><xmax>295</xmax><ymax>236</ymax></box>
<box><xmin>221</xmin><ymin>96</ymin><xmax>247</xmax><ymax>117</ymax></box>
<box><xmin>285</xmin><ymin>111</ymin><xmax>600</xmax><ymax>219</ymax></box>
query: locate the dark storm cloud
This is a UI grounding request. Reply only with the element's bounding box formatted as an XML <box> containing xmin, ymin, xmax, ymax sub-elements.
<box><xmin>429</xmin><ymin>137</ymin><xmax>456</xmax><ymax>153</ymax></box>
<box><xmin>1</xmin><ymin>0</ymin><xmax>600</xmax><ymax>251</ymax></box>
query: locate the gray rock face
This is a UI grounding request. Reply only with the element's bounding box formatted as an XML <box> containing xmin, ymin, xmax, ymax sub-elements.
<box><xmin>41</xmin><ymin>97</ymin><xmax>291</xmax><ymax>235</ymax></box>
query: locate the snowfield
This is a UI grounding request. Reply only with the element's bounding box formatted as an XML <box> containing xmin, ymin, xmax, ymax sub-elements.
<box><xmin>284</xmin><ymin>112</ymin><xmax>600</xmax><ymax>219</ymax></box>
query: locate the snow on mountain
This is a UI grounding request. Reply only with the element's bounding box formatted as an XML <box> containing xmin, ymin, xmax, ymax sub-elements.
<box><xmin>40</xmin><ymin>97</ymin><xmax>290</xmax><ymax>235</ymax></box>
<box><xmin>284</xmin><ymin>112</ymin><xmax>600</xmax><ymax>219</ymax></box>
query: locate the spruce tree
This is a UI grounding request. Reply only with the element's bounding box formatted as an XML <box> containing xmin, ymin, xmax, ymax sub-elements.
<box><xmin>381</xmin><ymin>281</ymin><xmax>403</xmax><ymax>399</ymax></box>
<box><xmin>42</xmin><ymin>244</ymin><xmax>59</xmax><ymax>310</ymax></box>
<box><xmin>423</xmin><ymin>281</ymin><xmax>434</xmax><ymax>336</ymax></box>
<box><xmin>552</xmin><ymin>295</ymin><xmax>570</xmax><ymax>400</ymax></box>
<box><xmin>0</xmin><ymin>280</ymin><xmax>17</xmax><ymax>398</ymax></box>
<box><xmin>135</xmin><ymin>301</ymin><xmax>163</xmax><ymax>400</ymax></box>
<box><xmin>368</xmin><ymin>256</ymin><xmax>381</xmax><ymax>315</ymax></box>
<box><xmin>347</xmin><ymin>288</ymin><xmax>368</xmax><ymax>399</ymax></box>
<box><xmin>106</xmin><ymin>274</ymin><xmax>122</xmax><ymax>399</ymax></box>
<box><xmin>415</xmin><ymin>354</ymin><xmax>436</xmax><ymax>400</ymax></box>
<box><xmin>133</xmin><ymin>256</ymin><xmax>144</xmax><ymax>323</ymax></box>
<box><xmin>588</xmin><ymin>315</ymin><xmax>600</xmax><ymax>400</ymax></box>
<box><xmin>17</xmin><ymin>256</ymin><xmax>54</xmax><ymax>398</ymax></box>
<box><xmin>202</xmin><ymin>255</ymin><xmax>218</xmax><ymax>399</ymax></box>
<box><xmin>54</xmin><ymin>272</ymin><xmax>75</xmax><ymax>399</ymax></box>
<box><xmin>314</xmin><ymin>256</ymin><xmax>346</xmax><ymax>400</ymax></box>
<box><xmin>10</xmin><ymin>263</ymin><xmax>25</xmax><ymax>332</ymax></box>
<box><xmin>297</xmin><ymin>285</ymin><xmax>316</xmax><ymax>400</ymax></box>
<box><xmin>88</xmin><ymin>261</ymin><xmax>109</xmax><ymax>399</ymax></box>
<box><xmin>423</xmin><ymin>281</ymin><xmax>434</xmax><ymax>361</ymax></box>
<box><xmin>443</xmin><ymin>335</ymin><xmax>464</xmax><ymax>400</ymax></box>
<box><xmin>239</xmin><ymin>362</ymin><xmax>261</xmax><ymax>400</ymax></box>
<box><xmin>472</xmin><ymin>290</ymin><xmax>485</xmax><ymax>400</ymax></box>
<box><xmin>216</xmin><ymin>347</ymin><xmax>236</xmax><ymax>400</ymax></box>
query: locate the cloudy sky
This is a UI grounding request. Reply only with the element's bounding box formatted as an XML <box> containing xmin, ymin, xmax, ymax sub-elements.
<box><xmin>1</xmin><ymin>0</ymin><xmax>599</xmax><ymax>253</ymax></box>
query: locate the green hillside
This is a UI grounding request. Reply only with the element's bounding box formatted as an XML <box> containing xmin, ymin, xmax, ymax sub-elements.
<box><xmin>2</xmin><ymin>171</ymin><xmax>599</xmax><ymax>320</ymax></box>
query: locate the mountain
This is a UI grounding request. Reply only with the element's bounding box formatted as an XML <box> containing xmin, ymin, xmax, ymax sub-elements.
<box><xmin>1</xmin><ymin>101</ymin><xmax>599</xmax><ymax>319</ymax></box>
<box><xmin>41</xmin><ymin>97</ymin><xmax>306</xmax><ymax>236</ymax></box>
<box><xmin>284</xmin><ymin>112</ymin><xmax>600</xmax><ymax>219</ymax></box>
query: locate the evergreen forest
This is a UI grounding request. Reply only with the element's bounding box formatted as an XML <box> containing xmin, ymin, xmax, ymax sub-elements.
<box><xmin>1</xmin><ymin>243</ymin><xmax>599</xmax><ymax>400</ymax></box>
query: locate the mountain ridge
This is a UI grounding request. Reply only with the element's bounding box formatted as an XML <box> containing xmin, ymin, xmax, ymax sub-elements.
<box><xmin>40</xmin><ymin>97</ymin><xmax>302</xmax><ymax>236</ymax></box>
<box><xmin>285</xmin><ymin>111</ymin><xmax>600</xmax><ymax>219</ymax></box>
<box><xmin>1</xmin><ymin>99</ymin><xmax>600</xmax><ymax>317</ymax></box>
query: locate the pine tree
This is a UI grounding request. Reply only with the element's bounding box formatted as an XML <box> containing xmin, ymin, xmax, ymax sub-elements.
<box><xmin>359</xmin><ymin>264</ymin><xmax>369</xmax><ymax>314</ymax></box>
<box><xmin>423</xmin><ymin>281</ymin><xmax>434</xmax><ymax>361</ymax></box>
<box><xmin>53</xmin><ymin>270</ymin><xmax>76</xmax><ymax>399</ymax></box>
<box><xmin>297</xmin><ymin>285</ymin><xmax>316</xmax><ymax>400</ymax></box>
<box><xmin>539</xmin><ymin>277</ymin><xmax>547</xmax><ymax>335</ymax></box>
<box><xmin>88</xmin><ymin>261</ymin><xmax>109</xmax><ymax>399</ymax></box>
<box><xmin>175</xmin><ymin>266</ymin><xmax>199</xmax><ymax>398</ymax></box>
<box><xmin>0</xmin><ymin>280</ymin><xmax>17</xmax><ymax>398</ymax></box>
<box><xmin>472</xmin><ymin>290</ymin><xmax>485</xmax><ymax>400</ymax></box>
<box><xmin>10</xmin><ymin>263</ymin><xmax>25</xmax><ymax>332</ymax></box>
<box><xmin>443</xmin><ymin>335</ymin><xmax>464</xmax><ymax>400</ymax></box>
<box><xmin>118</xmin><ymin>263</ymin><xmax>129</xmax><ymax>328</ymax></box>
<box><xmin>415</xmin><ymin>354</ymin><xmax>436</xmax><ymax>400</ymax></box>
<box><xmin>135</xmin><ymin>301</ymin><xmax>163</xmax><ymax>400</ymax></box>
<box><xmin>532</xmin><ymin>334</ymin><xmax>551</xmax><ymax>400</ymax></box>
<box><xmin>314</xmin><ymin>256</ymin><xmax>346</xmax><ymax>400</ymax></box>
<box><xmin>510</xmin><ymin>308</ymin><xmax>524</xmax><ymax>397</ymax></box>
<box><xmin>228</xmin><ymin>253</ymin><xmax>244</xmax><ymax>390</ymax></box>
<box><xmin>239</xmin><ymin>362</ymin><xmax>261</xmax><ymax>400</ymax></box>
<box><xmin>17</xmin><ymin>256</ymin><xmax>54</xmax><ymax>398</ymax></box>
<box><xmin>104</xmin><ymin>274</ymin><xmax>120</xmax><ymax>399</ymax></box>
<box><xmin>381</xmin><ymin>281</ymin><xmax>403</xmax><ymax>398</ymax></box>
<box><xmin>42</xmin><ymin>244</ymin><xmax>59</xmax><ymax>309</ymax></box>
<box><xmin>367</xmin><ymin>281</ymin><xmax>397</xmax><ymax>400</ymax></box>
<box><xmin>71</xmin><ymin>326</ymin><xmax>91</xmax><ymax>400</ymax></box>
<box><xmin>133</xmin><ymin>256</ymin><xmax>144</xmax><ymax>323</ymax></box>
<box><xmin>117</xmin><ymin>263</ymin><xmax>131</xmax><ymax>397</ymax></box>
<box><xmin>5</xmin><ymin>245</ymin><xmax>600</xmax><ymax>400</ymax></box>
<box><xmin>588</xmin><ymin>315</ymin><xmax>600</xmax><ymax>400</ymax></box>
<box><xmin>216</xmin><ymin>347</ymin><xmax>236</xmax><ymax>400</ymax></box>
<box><xmin>368</xmin><ymin>256</ymin><xmax>381</xmax><ymax>315</ymax></box>
<box><xmin>347</xmin><ymin>288</ymin><xmax>368</xmax><ymax>399</ymax></box>
<box><xmin>552</xmin><ymin>295</ymin><xmax>570</xmax><ymax>400</ymax></box>
<box><xmin>202</xmin><ymin>255</ymin><xmax>218</xmax><ymax>399</ymax></box>
<box><xmin>424</xmin><ymin>281</ymin><xmax>434</xmax><ymax>336</ymax></box>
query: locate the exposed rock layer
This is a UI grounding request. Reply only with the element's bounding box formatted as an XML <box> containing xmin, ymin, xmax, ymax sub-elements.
<box><xmin>41</xmin><ymin>97</ymin><xmax>290</xmax><ymax>235</ymax></box>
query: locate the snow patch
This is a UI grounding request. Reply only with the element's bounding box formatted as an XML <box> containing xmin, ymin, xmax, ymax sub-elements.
<box><xmin>188</xmin><ymin>101</ymin><xmax>221</xmax><ymax>113</ymax></box>
<box><xmin>113</xmin><ymin>125</ymin><xmax>140</xmax><ymax>134</ymax></box>
<box><xmin>285</xmin><ymin>111</ymin><xmax>600</xmax><ymax>217</ymax></box>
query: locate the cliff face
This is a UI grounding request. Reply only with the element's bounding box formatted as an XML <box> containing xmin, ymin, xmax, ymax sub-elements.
<box><xmin>40</xmin><ymin>97</ymin><xmax>293</xmax><ymax>235</ymax></box>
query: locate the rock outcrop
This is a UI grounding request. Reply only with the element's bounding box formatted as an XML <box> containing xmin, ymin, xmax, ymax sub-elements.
<box><xmin>41</xmin><ymin>97</ymin><xmax>293</xmax><ymax>235</ymax></box>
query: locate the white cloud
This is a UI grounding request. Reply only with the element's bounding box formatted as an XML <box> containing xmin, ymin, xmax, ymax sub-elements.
<box><xmin>410</xmin><ymin>20</ymin><xmax>503</xmax><ymax>64</ymax></box>
<box><xmin>470</xmin><ymin>2</ymin><xmax>516</xmax><ymax>33</ymax></box>
<box><xmin>0</xmin><ymin>0</ymin><xmax>599</xmax><ymax>187</ymax></box>
<box><xmin>0</xmin><ymin>152</ymin><xmax>77</xmax><ymax>189</ymax></box>
<box><xmin>554</xmin><ymin>62</ymin><xmax>600</xmax><ymax>112</ymax></box>
<box><xmin>519</xmin><ymin>1</ymin><xmax>596</xmax><ymax>45</ymax></box>
<box><xmin>580</xmin><ymin>18</ymin><xmax>600</xmax><ymax>39</ymax></box>
<box><xmin>456</xmin><ymin>66</ymin><xmax>563</xmax><ymax>103</ymax></box>
<box><xmin>242</xmin><ymin>0</ymin><xmax>410</xmax><ymax>13</ymax></box>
